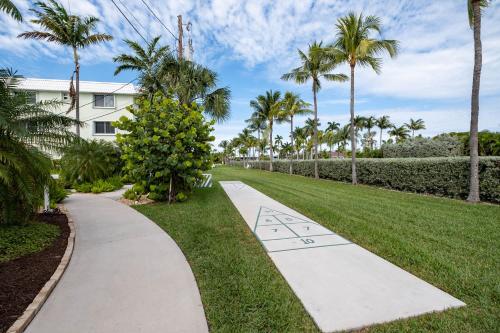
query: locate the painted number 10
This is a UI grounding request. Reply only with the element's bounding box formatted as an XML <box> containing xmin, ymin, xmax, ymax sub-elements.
<box><xmin>300</xmin><ymin>238</ymin><xmax>315</xmax><ymax>244</ymax></box>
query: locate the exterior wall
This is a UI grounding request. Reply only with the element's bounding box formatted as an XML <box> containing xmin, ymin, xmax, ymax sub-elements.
<box><xmin>34</xmin><ymin>90</ymin><xmax>135</xmax><ymax>141</ymax></box>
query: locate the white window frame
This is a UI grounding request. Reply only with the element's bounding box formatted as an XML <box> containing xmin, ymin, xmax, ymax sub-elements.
<box><xmin>93</xmin><ymin>121</ymin><xmax>116</xmax><ymax>135</ymax></box>
<box><xmin>61</xmin><ymin>92</ymin><xmax>70</xmax><ymax>103</ymax></box>
<box><xmin>93</xmin><ymin>94</ymin><xmax>115</xmax><ymax>109</ymax></box>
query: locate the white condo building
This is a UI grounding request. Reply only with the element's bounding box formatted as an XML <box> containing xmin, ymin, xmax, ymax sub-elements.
<box><xmin>15</xmin><ymin>78</ymin><xmax>139</xmax><ymax>141</ymax></box>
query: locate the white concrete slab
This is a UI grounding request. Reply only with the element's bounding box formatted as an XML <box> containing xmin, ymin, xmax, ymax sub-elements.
<box><xmin>220</xmin><ymin>181</ymin><xmax>465</xmax><ymax>332</ymax></box>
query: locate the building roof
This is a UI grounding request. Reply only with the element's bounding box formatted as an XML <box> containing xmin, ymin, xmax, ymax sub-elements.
<box><xmin>15</xmin><ymin>78</ymin><xmax>139</xmax><ymax>95</ymax></box>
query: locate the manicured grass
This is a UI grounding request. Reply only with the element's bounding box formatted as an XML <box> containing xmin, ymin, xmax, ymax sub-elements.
<box><xmin>136</xmin><ymin>166</ymin><xmax>500</xmax><ymax>332</ymax></box>
<box><xmin>0</xmin><ymin>223</ymin><xmax>60</xmax><ymax>263</ymax></box>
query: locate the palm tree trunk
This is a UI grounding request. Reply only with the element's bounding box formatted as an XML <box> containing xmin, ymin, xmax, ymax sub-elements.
<box><xmin>468</xmin><ymin>0</ymin><xmax>482</xmax><ymax>203</ymax></box>
<box><xmin>73</xmin><ymin>47</ymin><xmax>80</xmax><ymax>137</ymax></box>
<box><xmin>290</xmin><ymin>115</ymin><xmax>294</xmax><ymax>174</ymax></box>
<box><xmin>257</xmin><ymin>130</ymin><xmax>261</xmax><ymax>170</ymax></box>
<box><xmin>269</xmin><ymin>121</ymin><xmax>274</xmax><ymax>172</ymax></box>
<box><xmin>349</xmin><ymin>65</ymin><xmax>357</xmax><ymax>184</ymax></box>
<box><xmin>379</xmin><ymin>127</ymin><xmax>383</xmax><ymax>148</ymax></box>
<box><xmin>312</xmin><ymin>82</ymin><xmax>319</xmax><ymax>179</ymax></box>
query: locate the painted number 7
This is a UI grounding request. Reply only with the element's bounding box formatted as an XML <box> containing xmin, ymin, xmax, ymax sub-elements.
<box><xmin>300</xmin><ymin>238</ymin><xmax>314</xmax><ymax>244</ymax></box>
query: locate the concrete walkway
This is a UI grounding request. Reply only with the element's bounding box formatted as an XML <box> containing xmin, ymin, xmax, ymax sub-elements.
<box><xmin>26</xmin><ymin>192</ymin><xmax>208</xmax><ymax>333</ymax></box>
<box><xmin>221</xmin><ymin>181</ymin><xmax>465</xmax><ymax>333</ymax></box>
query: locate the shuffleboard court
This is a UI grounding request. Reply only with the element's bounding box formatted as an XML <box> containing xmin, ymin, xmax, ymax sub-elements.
<box><xmin>220</xmin><ymin>181</ymin><xmax>465</xmax><ymax>332</ymax></box>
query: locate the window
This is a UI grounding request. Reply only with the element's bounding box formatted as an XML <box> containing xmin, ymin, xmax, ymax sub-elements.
<box><xmin>94</xmin><ymin>121</ymin><xmax>115</xmax><ymax>134</ymax></box>
<box><xmin>93</xmin><ymin>94</ymin><xmax>114</xmax><ymax>108</ymax></box>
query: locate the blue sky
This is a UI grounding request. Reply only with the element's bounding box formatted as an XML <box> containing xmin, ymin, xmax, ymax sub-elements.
<box><xmin>1</xmin><ymin>0</ymin><xmax>499</xmax><ymax>147</ymax></box>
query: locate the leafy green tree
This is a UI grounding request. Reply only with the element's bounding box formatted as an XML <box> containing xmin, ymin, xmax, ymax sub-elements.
<box><xmin>114</xmin><ymin>37</ymin><xmax>170</xmax><ymax>102</ymax></box>
<box><xmin>0</xmin><ymin>71</ymin><xmax>80</xmax><ymax>224</ymax></box>
<box><xmin>0</xmin><ymin>0</ymin><xmax>22</xmax><ymax>21</ymax></box>
<box><xmin>332</xmin><ymin>12</ymin><xmax>399</xmax><ymax>184</ymax></box>
<box><xmin>61</xmin><ymin>139</ymin><xmax>121</xmax><ymax>184</ymax></box>
<box><xmin>405</xmin><ymin>118</ymin><xmax>426</xmax><ymax>138</ymax></box>
<box><xmin>467</xmin><ymin>0</ymin><xmax>490</xmax><ymax>202</ymax></box>
<box><xmin>159</xmin><ymin>57</ymin><xmax>231</xmax><ymax>122</ymax></box>
<box><xmin>281</xmin><ymin>92</ymin><xmax>311</xmax><ymax>173</ymax></box>
<box><xmin>281</xmin><ymin>41</ymin><xmax>348</xmax><ymax>179</ymax></box>
<box><xmin>249</xmin><ymin>90</ymin><xmax>283</xmax><ymax>171</ymax></box>
<box><xmin>115</xmin><ymin>93</ymin><xmax>214</xmax><ymax>203</ymax></box>
<box><xmin>18</xmin><ymin>0</ymin><xmax>112</xmax><ymax>137</ymax></box>
<box><xmin>376</xmin><ymin>115</ymin><xmax>392</xmax><ymax>148</ymax></box>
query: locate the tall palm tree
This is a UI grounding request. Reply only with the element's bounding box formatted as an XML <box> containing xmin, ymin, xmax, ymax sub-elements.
<box><xmin>388</xmin><ymin>125</ymin><xmax>410</xmax><ymax>143</ymax></box>
<box><xmin>281</xmin><ymin>41</ymin><xmax>348</xmax><ymax>179</ymax></box>
<box><xmin>376</xmin><ymin>115</ymin><xmax>392</xmax><ymax>147</ymax></box>
<box><xmin>467</xmin><ymin>0</ymin><xmax>490</xmax><ymax>202</ymax></box>
<box><xmin>159</xmin><ymin>57</ymin><xmax>231</xmax><ymax>122</ymax></box>
<box><xmin>249</xmin><ymin>90</ymin><xmax>282</xmax><ymax>171</ymax></box>
<box><xmin>337</xmin><ymin>124</ymin><xmax>350</xmax><ymax>151</ymax></box>
<box><xmin>274</xmin><ymin>135</ymin><xmax>284</xmax><ymax>158</ymax></box>
<box><xmin>332</xmin><ymin>12</ymin><xmax>399</xmax><ymax>184</ymax></box>
<box><xmin>0</xmin><ymin>0</ymin><xmax>22</xmax><ymax>21</ymax></box>
<box><xmin>364</xmin><ymin>116</ymin><xmax>376</xmax><ymax>149</ymax></box>
<box><xmin>0</xmin><ymin>72</ymin><xmax>80</xmax><ymax>224</ymax></box>
<box><xmin>246</xmin><ymin>114</ymin><xmax>267</xmax><ymax>168</ymax></box>
<box><xmin>281</xmin><ymin>92</ymin><xmax>312</xmax><ymax>173</ymax></box>
<box><xmin>218</xmin><ymin>140</ymin><xmax>230</xmax><ymax>164</ymax></box>
<box><xmin>18</xmin><ymin>0</ymin><xmax>112</xmax><ymax>137</ymax></box>
<box><xmin>304</xmin><ymin>117</ymin><xmax>321</xmax><ymax>158</ymax></box>
<box><xmin>405</xmin><ymin>118</ymin><xmax>426</xmax><ymax>138</ymax></box>
<box><xmin>114</xmin><ymin>37</ymin><xmax>169</xmax><ymax>102</ymax></box>
<box><xmin>293</xmin><ymin>127</ymin><xmax>307</xmax><ymax>160</ymax></box>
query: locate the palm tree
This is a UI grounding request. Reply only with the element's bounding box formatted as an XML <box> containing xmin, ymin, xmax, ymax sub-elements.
<box><xmin>159</xmin><ymin>58</ymin><xmax>231</xmax><ymax>122</ymax></box>
<box><xmin>326</xmin><ymin>121</ymin><xmax>340</xmax><ymax>133</ymax></box>
<box><xmin>274</xmin><ymin>135</ymin><xmax>284</xmax><ymax>158</ymax></box>
<box><xmin>249</xmin><ymin>90</ymin><xmax>282</xmax><ymax>171</ymax></box>
<box><xmin>18</xmin><ymin>0</ymin><xmax>112</xmax><ymax>137</ymax></box>
<box><xmin>467</xmin><ymin>0</ymin><xmax>490</xmax><ymax>202</ymax></box>
<box><xmin>281</xmin><ymin>91</ymin><xmax>312</xmax><ymax>173</ymax></box>
<box><xmin>0</xmin><ymin>0</ymin><xmax>22</xmax><ymax>20</ymax></box>
<box><xmin>246</xmin><ymin>114</ymin><xmax>267</xmax><ymax>168</ymax></box>
<box><xmin>332</xmin><ymin>12</ymin><xmax>399</xmax><ymax>184</ymax></box>
<box><xmin>114</xmin><ymin>37</ymin><xmax>170</xmax><ymax>102</ymax></box>
<box><xmin>364</xmin><ymin>116</ymin><xmax>377</xmax><ymax>149</ymax></box>
<box><xmin>405</xmin><ymin>118</ymin><xmax>426</xmax><ymax>138</ymax></box>
<box><xmin>218</xmin><ymin>140</ymin><xmax>230</xmax><ymax>164</ymax></box>
<box><xmin>0</xmin><ymin>71</ymin><xmax>80</xmax><ymax>224</ymax></box>
<box><xmin>304</xmin><ymin>117</ymin><xmax>321</xmax><ymax>158</ymax></box>
<box><xmin>337</xmin><ymin>124</ymin><xmax>350</xmax><ymax>151</ymax></box>
<box><xmin>376</xmin><ymin>115</ymin><xmax>392</xmax><ymax>147</ymax></box>
<box><xmin>293</xmin><ymin>127</ymin><xmax>307</xmax><ymax>160</ymax></box>
<box><xmin>281</xmin><ymin>41</ymin><xmax>348</xmax><ymax>179</ymax></box>
<box><xmin>388</xmin><ymin>125</ymin><xmax>410</xmax><ymax>143</ymax></box>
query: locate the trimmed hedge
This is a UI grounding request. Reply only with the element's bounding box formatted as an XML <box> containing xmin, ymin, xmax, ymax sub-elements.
<box><xmin>229</xmin><ymin>157</ymin><xmax>500</xmax><ymax>203</ymax></box>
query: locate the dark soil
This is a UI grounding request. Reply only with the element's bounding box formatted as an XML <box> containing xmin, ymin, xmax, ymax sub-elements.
<box><xmin>0</xmin><ymin>212</ymin><xmax>69</xmax><ymax>333</ymax></box>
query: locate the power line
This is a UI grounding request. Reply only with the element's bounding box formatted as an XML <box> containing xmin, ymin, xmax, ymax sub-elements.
<box><xmin>139</xmin><ymin>0</ymin><xmax>178</xmax><ymax>40</ymax></box>
<box><xmin>117</xmin><ymin>0</ymin><xmax>148</xmax><ymax>38</ymax></box>
<box><xmin>82</xmin><ymin>103</ymin><xmax>131</xmax><ymax>122</ymax></box>
<box><xmin>109</xmin><ymin>0</ymin><xmax>149</xmax><ymax>45</ymax></box>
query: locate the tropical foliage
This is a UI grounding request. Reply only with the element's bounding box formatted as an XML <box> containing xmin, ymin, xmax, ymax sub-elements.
<box><xmin>331</xmin><ymin>12</ymin><xmax>399</xmax><ymax>184</ymax></box>
<box><xmin>382</xmin><ymin>136</ymin><xmax>463</xmax><ymax>158</ymax></box>
<box><xmin>114</xmin><ymin>93</ymin><xmax>214</xmax><ymax>203</ymax></box>
<box><xmin>18</xmin><ymin>0</ymin><xmax>112</xmax><ymax>136</ymax></box>
<box><xmin>281</xmin><ymin>41</ymin><xmax>347</xmax><ymax>178</ymax></box>
<box><xmin>60</xmin><ymin>139</ymin><xmax>122</xmax><ymax>184</ymax></box>
<box><xmin>0</xmin><ymin>71</ymin><xmax>79</xmax><ymax>224</ymax></box>
<box><xmin>0</xmin><ymin>0</ymin><xmax>22</xmax><ymax>21</ymax></box>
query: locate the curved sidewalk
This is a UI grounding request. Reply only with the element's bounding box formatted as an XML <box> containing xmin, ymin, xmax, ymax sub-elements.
<box><xmin>26</xmin><ymin>193</ymin><xmax>208</xmax><ymax>333</ymax></box>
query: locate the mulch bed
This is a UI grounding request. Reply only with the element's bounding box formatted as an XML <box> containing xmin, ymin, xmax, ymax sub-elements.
<box><xmin>0</xmin><ymin>211</ymin><xmax>69</xmax><ymax>333</ymax></box>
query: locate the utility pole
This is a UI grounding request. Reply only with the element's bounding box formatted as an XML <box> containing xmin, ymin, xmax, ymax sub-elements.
<box><xmin>177</xmin><ymin>15</ymin><xmax>183</xmax><ymax>60</ymax></box>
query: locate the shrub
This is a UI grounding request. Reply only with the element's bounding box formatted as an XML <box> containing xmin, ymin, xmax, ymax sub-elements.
<box><xmin>49</xmin><ymin>180</ymin><xmax>67</xmax><ymax>204</ymax></box>
<box><xmin>114</xmin><ymin>93</ymin><xmax>214</xmax><ymax>203</ymax></box>
<box><xmin>73</xmin><ymin>176</ymin><xmax>123</xmax><ymax>194</ymax></box>
<box><xmin>445</xmin><ymin>131</ymin><xmax>500</xmax><ymax>156</ymax></box>
<box><xmin>382</xmin><ymin>135</ymin><xmax>463</xmax><ymax>158</ymax></box>
<box><xmin>60</xmin><ymin>139</ymin><xmax>122</xmax><ymax>184</ymax></box>
<box><xmin>74</xmin><ymin>182</ymin><xmax>92</xmax><ymax>193</ymax></box>
<box><xmin>230</xmin><ymin>157</ymin><xmax>500</xmax><ymax>203</ymax></box>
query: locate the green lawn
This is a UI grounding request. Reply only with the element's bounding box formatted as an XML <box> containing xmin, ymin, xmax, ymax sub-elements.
<box><xmin>135</xmin><ymin>166</ymin><xmax>500</xmax><ymax>332</ymax></box>
<box><xmin>0</xmin><ymin>223</ymin><xmax>60</xmax><ymax>263</ymax></box>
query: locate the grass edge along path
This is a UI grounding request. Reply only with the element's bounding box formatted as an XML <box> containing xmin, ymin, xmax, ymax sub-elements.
<box><xmin>136</xmin><ymin>166</ymin><xmax>499</xmax><ymax>332</ymax></box>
